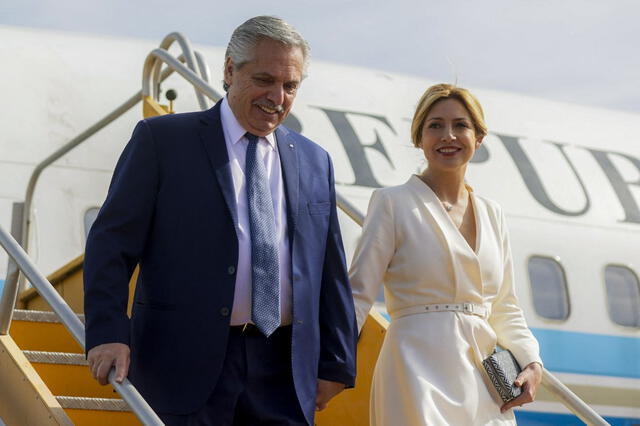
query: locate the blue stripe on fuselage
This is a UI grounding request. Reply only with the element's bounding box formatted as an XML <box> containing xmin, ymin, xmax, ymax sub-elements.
<box><xmin>378</xmin><ymin>310</ymin><xmax>639</xmax><ymax>379</ymax></box>
<box><xmin>531</xmin><ymin>328</ymin><xmax>640</xmax><ymax>378</ymax></box>
<box><xmin>516</xmin><ymin>410</ymin><xmax>639</xmax><ymax>426</ymax></box>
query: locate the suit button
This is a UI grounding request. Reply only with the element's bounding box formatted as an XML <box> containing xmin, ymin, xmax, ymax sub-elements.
<box><xmin>220</xmin><ymin>307</ymin><xmax>230</xmax><ymax>316</ymax></box>
<box><xmin>227</xmin><ymin>266</ymin><xmax>236</xmax><ymax>275</ymax></box>
<box><xmin>296</xmin><ymin>319</ymin><xmax>303</xmax><ymax>325</ymax></box>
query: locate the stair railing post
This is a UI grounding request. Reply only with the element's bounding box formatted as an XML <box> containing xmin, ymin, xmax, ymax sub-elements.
<box><xmin>0</xmin><ymin>202</ymin><xmax>25</xmax><ymax>334</ymax></box>
<box><xmin>0</xmin><ymin>257</ymin><xmax>19</xmax><ymax>335</ymax></box>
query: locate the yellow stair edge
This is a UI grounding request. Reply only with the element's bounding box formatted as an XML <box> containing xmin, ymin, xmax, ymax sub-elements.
<box><xmin>18</xmin><ymin>255</ymin><xmax>84</xmax><ymax>309</ymax></box>
<box><xmin>17</xmin><ymin>254</ymin><xmax>137</xmax><ymax>315</ymax></box>
<box><xmin>0</xmin><ymin>335</ymin><xmax>73</xmax><ymax>425</ymax></box>
<box><xmin>11</xmin><ymin>310</ymin><xmax>84</xmax><ymax>353</ymax></box>
<box><xmin>57</xmin><ymin>396</ymin><xmax>140</xmax><ymax>426</ymax></box>
<box><xmin>24</xmin><ymin>350</ymin><xmax>121</xmax><ymax>399</ymax></box>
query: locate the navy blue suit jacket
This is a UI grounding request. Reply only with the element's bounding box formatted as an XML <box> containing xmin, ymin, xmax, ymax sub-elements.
<box><xmin>83</xmin><ymin>102</ymin><xmax>357</xmax><ymax>422</ymax></box>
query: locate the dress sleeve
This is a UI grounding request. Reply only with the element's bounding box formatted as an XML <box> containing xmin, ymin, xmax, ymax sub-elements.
<box><xmin>488</xmin><ymin>208</ymin><xmax>543</xmax><ymax>368</ymax></box>
<box><xmin>349</xmin><ymin>189</ymin><xmax>396</xmax><ymax>332</ymax></box>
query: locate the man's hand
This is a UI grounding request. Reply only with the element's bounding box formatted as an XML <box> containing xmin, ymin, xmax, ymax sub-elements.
<box><xmin>87</xmin><ymin>343</ymin><xmax>130</xmax><ymax>386</ymax></box>
<box><xmin>315</xmin><ymin>379</ymin><xmax>346</xmax><ymax>411</ymax></box>
<box><xmin>500</xmin><ymin>362</ymin><xmax>543</xmax><ymax>413</ymax></box>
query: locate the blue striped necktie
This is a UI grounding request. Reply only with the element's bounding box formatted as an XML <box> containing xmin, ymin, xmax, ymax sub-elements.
<box><xmin>245</xmin><ymin>132</ymin><xmax>280</xmax><ymax>337</ymax></box>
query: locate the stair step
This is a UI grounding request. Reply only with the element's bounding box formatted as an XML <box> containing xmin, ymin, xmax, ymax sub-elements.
<box><xmin>11</xmin><ymin>309</ymin><xmax>84</xmax><ymax>353</ymax></box>
<box><xmin>24</xmin><ymin>350</ymin><xmax>120</xmax><ymax>399</ymax></box>
<box><xmin>24</xmin><ymin>350</ymin><xmax>87</xmax><ymax>365</ymax></box>
<box><xmin>12</xmin><ymin>309</ymin><xmax>85</xmax><ymax>323</ymax></box>
<box><xmin>57</xmin><ymin>396</ymin><xmax>130</xmax><ymax>411</ymax></box>
<box><xmin>57</xmin><ymin>396</ymin><xmax>140</xmax><ymax>426</ymax></box>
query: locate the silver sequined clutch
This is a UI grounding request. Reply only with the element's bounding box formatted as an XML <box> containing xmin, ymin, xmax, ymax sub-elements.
<box><xmin>482</xmin><ymin>350</ymin><xmax>522</xmax><ymax>403</ymax></box>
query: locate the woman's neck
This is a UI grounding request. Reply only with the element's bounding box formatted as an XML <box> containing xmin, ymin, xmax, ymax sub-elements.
<box><xmin>419</xmin><ymin>168</ymin><xmax>467</xmax><ymax>204</ymax></box>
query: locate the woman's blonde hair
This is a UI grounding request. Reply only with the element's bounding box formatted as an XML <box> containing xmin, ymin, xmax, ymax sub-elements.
<box><xmin>410</xmin><ymin>84</ymin><xmax>487</xmax><ymax>148</ymax></box>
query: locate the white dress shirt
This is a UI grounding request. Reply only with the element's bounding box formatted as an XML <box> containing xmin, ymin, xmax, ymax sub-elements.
<box><xmin>220</xmin><ymin>97</ymin><xmax>292</xmax><ymax>326</ymax></box>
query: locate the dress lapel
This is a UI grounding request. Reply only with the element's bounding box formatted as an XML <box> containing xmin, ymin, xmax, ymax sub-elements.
<box><xmin>198</xmin><ymin>102</ymin><xmax>238</xmax><ymax>228</ymax></box>
<box><xmin>411</xmin><ymin>175</ymin><xmax>480</xmax><ymax>256</ymax></box>
<box><xmin>467</xmin><ymin>190</ymin><xmax>482</xmax><ymax>256</ymax></box>
<box><xmin>275</xmin><ymin>126</ymin><xmax>299</xmax><ymax>244</ymax></box>
<box><xmin>409</xmin><ymin>175</ymin><xmax>456</xmax><ymax>250</ymax></box>
<box><xmin>409</xmin><ymin>175</ymin><xmax>484</xmax><ymax>298</ymax></box>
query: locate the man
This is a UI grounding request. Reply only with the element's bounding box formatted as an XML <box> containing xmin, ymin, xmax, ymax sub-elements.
<box><xmin>84</xmin><ymin>16</ymin><xmax>357</xmax><ymax>425</ymax></box>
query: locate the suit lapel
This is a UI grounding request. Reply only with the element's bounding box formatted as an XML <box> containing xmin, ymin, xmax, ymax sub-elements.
<box><xmin>197</xmin><ymin>108</ymin><xmax>299</xmax><ymax>242</ymax></box>
<box><xmin>198</xmin><ymin>102</ymin><xmax>238</xmax><ymax>228</ymax></box>
<box><xmin>276</xmin><ymin>126</ymin><xmax>299</xmax><ymax>244</ymax></box>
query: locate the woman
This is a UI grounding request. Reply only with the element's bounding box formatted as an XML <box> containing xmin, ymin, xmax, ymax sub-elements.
<box><xmin>350</xmin><ymin>84</ymin><xmax>543</xmax><ymax>425</ymax></box>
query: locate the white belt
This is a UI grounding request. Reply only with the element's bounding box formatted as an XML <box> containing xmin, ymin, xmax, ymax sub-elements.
<box><xmin>391</xmin><ymin>302</ymin><xmax>489</xmax><ymax>320</ymax></box>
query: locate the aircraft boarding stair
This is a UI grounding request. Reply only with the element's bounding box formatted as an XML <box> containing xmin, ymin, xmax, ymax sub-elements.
<box><xmin>1</xmin><ymin>256</ymin><xmax>139</xmax><ymax>425</ymax></box>
<box><xmin>3</xmin><ymin>249</ymin><xmax>381</xmax><ymax>425</ymax></box>
<box><xmin>0</xmin><ymin>31</ymin><xmax>611</xmax><ymax>426</ymax></box>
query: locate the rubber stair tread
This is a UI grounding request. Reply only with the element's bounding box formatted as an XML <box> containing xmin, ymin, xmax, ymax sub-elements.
<box><xmin>12</xmin><ymin>309</ymin><xmax>84</xmax><ymax>323</ymax></box>
<box><xmin>56</xmin><ymin>396</ymin><xmax>132</xmax><ymax>411</ymax></box>
<box><xmin>23</xmin><ymin>350</ymin><xmax>88</xmax><ymax>365</ymax></box>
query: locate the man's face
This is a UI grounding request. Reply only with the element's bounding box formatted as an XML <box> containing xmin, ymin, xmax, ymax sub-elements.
<box><xmin>224</xmin><ymin>38</ymin><xmax>304</xmax><ymax>137</ymax></box>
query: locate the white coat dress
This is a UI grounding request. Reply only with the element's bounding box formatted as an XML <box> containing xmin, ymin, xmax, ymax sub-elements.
<box><xmin>350</xmin><ymin>175</ymin><xmax>542</xmax><ymax>426</ymax></box>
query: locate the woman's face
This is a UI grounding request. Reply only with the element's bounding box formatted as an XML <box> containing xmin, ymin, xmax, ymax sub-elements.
<box><xmin>419</xmin><ymin>98</ymin><xmax>482</xmax><ymax>172</ymax></box>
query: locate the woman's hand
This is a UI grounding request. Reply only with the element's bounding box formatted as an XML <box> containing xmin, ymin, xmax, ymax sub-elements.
<box><xmin>500</xmin><ymin>362</ymin><xmax>543</xmax><ymax>413</ymax></box>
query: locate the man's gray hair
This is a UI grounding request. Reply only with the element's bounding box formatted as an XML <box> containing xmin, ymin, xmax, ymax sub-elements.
<box><xmin>223</xmin><ymin>16</ymin><xmax>310</xmax><ymax>91</ymax></box>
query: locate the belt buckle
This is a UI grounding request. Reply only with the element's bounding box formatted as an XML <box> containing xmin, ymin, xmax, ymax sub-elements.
<box><xmin>463</xmin><ymin>303</ymin><xmax>474</xmax><ymax>314</ymax></box>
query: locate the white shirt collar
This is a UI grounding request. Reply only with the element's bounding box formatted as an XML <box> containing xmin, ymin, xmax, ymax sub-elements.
<box><xmin>220</xmin><ymin>96</ymin><xmax>277</xmax><ymax>150</ymax></box>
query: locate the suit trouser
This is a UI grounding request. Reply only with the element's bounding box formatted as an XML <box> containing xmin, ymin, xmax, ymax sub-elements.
<box><xmin>159</xmin><ymin>324</ymin><xmax>308</xmax><ymax>426</ymax></box>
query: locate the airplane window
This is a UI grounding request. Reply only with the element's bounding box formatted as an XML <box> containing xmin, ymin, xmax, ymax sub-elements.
<box><xmin>604</xmin><ymin>265</ymin><xmax>640</xmax><ymax>328</ymax></box>
<box><xmin>84</xmin><ymin>207</ymin><xmax>100</xmax><ymax>243</ymax></box>
<box><xmin>528</xmin><ymin>256</ymin><xmax>570</xmax><ymax>320</ymax></box>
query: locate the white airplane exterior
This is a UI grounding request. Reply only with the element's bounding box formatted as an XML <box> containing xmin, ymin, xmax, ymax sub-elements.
<box><xmin>1</xmin><ymin>25</ymin><xmax>638</xmax><ymax>425</ymax></box>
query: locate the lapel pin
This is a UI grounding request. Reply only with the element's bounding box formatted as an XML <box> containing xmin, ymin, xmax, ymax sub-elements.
<box><xmin>289</xmin><ymin>143</ymin><xmax>294</xmax><ymax>149</ymax></box>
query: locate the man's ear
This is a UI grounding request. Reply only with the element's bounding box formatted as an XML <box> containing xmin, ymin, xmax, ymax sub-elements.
<box><xmin>223</xmin><ymin>57</ymin><xmax>234</xmax><ymax>88</ymax></box>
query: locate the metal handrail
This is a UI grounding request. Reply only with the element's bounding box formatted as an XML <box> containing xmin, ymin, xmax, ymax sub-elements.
<box><xmin>142</xmin><ymin>48</ymin><xmax>222</xmax><ymax>103</ymax></box>
<box><xmin>20</xmin><ymin>91</ymin><xmax>139</xmax><ymax>267</ymax></box>
<box><xmin>150</xmin><ymin>32</ymin><xmax>208</xmax><ymax>110</ymax></box>
<box><xmin>542</xmin><ymin>370</ymin><xmax>609</xmax><ymax>425</ymax></box>
<box><xmin>336</xmin><ymin>195</ymin><xmax>364</xmax><ymax>227</ymax></box>
<box><xmin>0</xmin><ymin>225</ymin><xmax>163</xmax><ymax>425</ymax></box>
<box><xmin>0</xmin><ymin>253</ymin><xmax>19</xmax><ymax>335</ymax></box>
<box><xmin>0</xmin><ymin>32</ymin><xmax>217</xmax><ymax>425</ymax></box>
<box><xmin>194</xmin><ymin>51</ymin><xmax>212</xmax><ymax>84</ymax></box>
<box><xmin>15</xmin><ymin>61</ymin><xmax>170</xmax><ymax>298</ymax></box>
<box><xmin>16</xmin><ymin>46</ymin><xmax>213</xmax><ymax>294</ymax></box>
<box><xmin>334</xmin><ymin>195</ymin><xmax>608</xmax><ymax>425</ymax></box>
<box><xmin>0</xmin><ymin>31</ymin><xmax>219</xmax><ymax>425</ymax></box>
